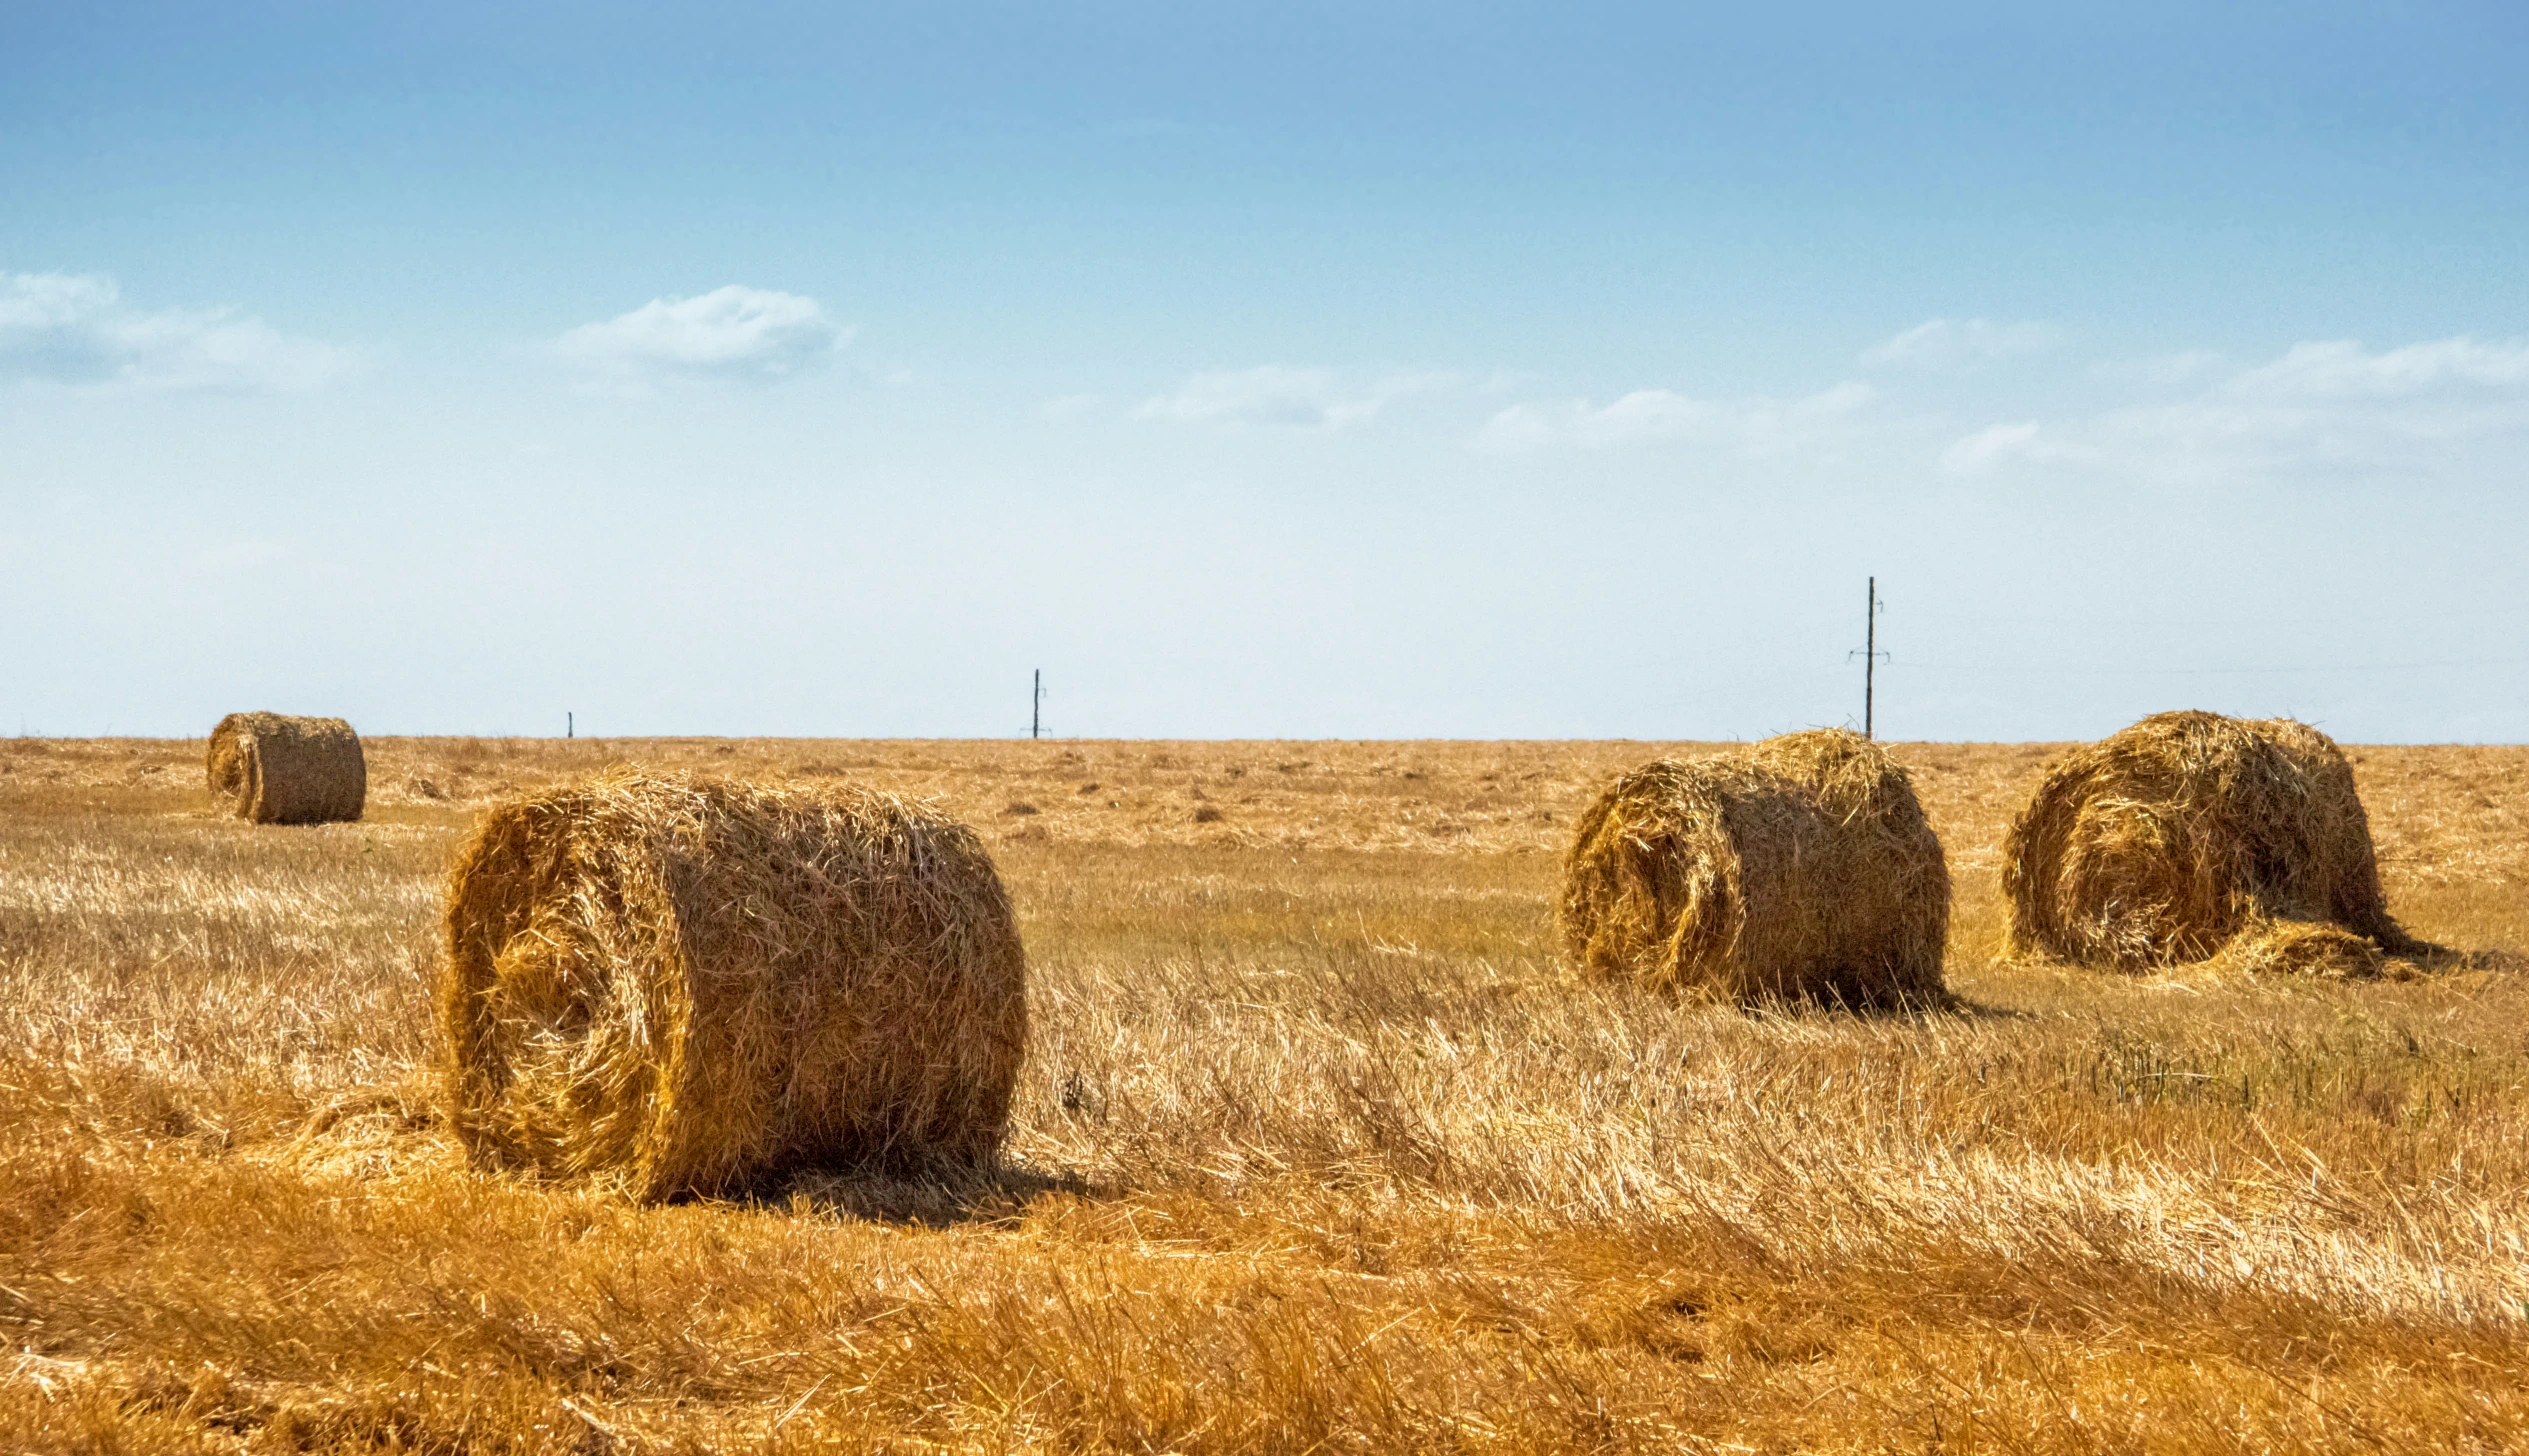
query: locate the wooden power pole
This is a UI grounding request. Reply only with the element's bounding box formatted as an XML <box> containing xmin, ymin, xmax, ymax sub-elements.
<box><xmin>1865</xmin><ymin>577</ymin><xmax>1876</xmax><ymax>739</ymax></box>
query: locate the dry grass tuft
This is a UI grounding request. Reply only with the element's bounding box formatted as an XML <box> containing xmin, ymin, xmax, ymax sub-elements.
<box><xmin>2204</xmin><ymin>915</ymin><xmax>2387</xmax><ymax>979</ymax></box>
<box><xmin>204</xmin><ymin>713</ymin><xmax>364</xmax><ymax>825</ymax></box>
<box><xmin>2005</xmin><ymin>711</ymin><xmax>2418</xmax><ymax>975</ymax></box>
<box><xmin>1559</xmin><ymin>729</ymin><xmax>1949</xmax><ymax>1007</ymax></box>
<box><xmin>439</xmin><ymin>767</ymin><xmax>1028</xmax><ymax>1201</ymax></box>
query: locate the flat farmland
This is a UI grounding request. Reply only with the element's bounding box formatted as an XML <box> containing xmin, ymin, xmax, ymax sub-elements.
<box><xmin>4</xmin><ymin>735</ymin><xmax>2527</xmax><ymax>1453</ymax></box>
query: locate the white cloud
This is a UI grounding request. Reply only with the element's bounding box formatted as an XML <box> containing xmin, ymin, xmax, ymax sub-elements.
<box><xmin>1036</xmin><ymin>392</ymin><xmax>1103</xmax><ymax>421</ymax></box>
<box><xmin>1471</xmin><ymin>335</ymin><xmax>2529</xmax><ymax>487</ymax></box>
<box><xmin>1471</xmin><ymin>402</ymin><xmax>1582</xmax><ymax>453</ymax></box>
<box><xmin>2224</xmin><ymin>337</ymin><xmax>2529</xmax><ymax>401</ymax></box>
<box><xmin>0</xmin><ymin>272</ymin><xmax>358</xmax><ymax>390</ymax></box>
<box><xmin>1475</xmin><ymin>380</ymin><xmax>1875</xmax><ymax>454</ymax></box>
<box><xmin>1476</xmin><ymin>390</ymin><xmax>1706</xmax><ymax>451</ymax></box>
<box><xmin>1940</xmin><ymin>421</ymin><xmax>2062</xmax><ymax>476</ymax></box>
<box><xmin>1134</xmin><ymin>366</ymin><xmax>1447</xmax><ymax>429</ymax></box>
<box><xmin>556</xmin><ymin>285</ymin><xmax>843</xmax><ymax>384</ymax></box>
<box><xmin>1980</xmin><ymin>336</ymin><xmax>2529</xmax><ymax>487</ymax></box>
<box><xmin>2105</xmin><ymin>349</ymin><xmax>2229</xmax><ymax>386</ymax></box>
<box><xmin>1862</xmin><ymin>317</ymin><xmax>2059</xmax><ymax>370</ymax></box>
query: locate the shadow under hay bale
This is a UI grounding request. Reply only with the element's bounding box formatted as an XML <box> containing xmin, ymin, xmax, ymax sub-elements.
<box><xmin>778</xmin><ymin>1161</ymin><xmax>1092</xmax><ymax>1228</ymax></box>
<box><xmin>1558</xmin><ymin>729</ymin><xmax>1950</xmax><ymax>1009</ymax></box>
<box><xmin>205</xmin><ymin>712</ymin><xmax>365</xmax><ymax>824</ymax></box>
<box><xmin>2003</xmin><ymin>710</ymin><xmax>2425</xmax><ymax>977</ymax></box>
<box><xmin>438</xmin><ymin>768</ymin><xmax>1029</xmax><ymax>1201</ymax></box>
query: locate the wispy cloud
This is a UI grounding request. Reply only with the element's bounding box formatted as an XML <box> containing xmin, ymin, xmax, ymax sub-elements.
<box><xmin>1134</xmin><ymin>367</ymin><xmax>1449</xmax><ymax>429</ymax></box>
<box><xmin>1942</xmin><ymin>336</ymin><xmax>2529</xmax><ymax>484</ymax></box>
<box><xmin>1036</xmin><ymin>392</ymin><xmax>1104</xmax><ymax>421</ymax></box>
<box><xmin>1861</xmin><ymin>317</ymin><xmax>2058</xmax><ymax>370</ymax></box>
<box><xmin>557</xmin><ymin>285</ymin><xmax>844</xmax><ymax>385</ymax></box>
<box><xmin>1940</xmin><ymin>421</ymin><xmax>2062</xmax><ymax>476</ymax></box>
<box><xmin>1474</xmin><ymin>381</ymin><xmax>1875</xmax><ymax>454</ymax></box>
<box><xmin>0</xmin><ymin>272</ymin><xmax>357</xmax><ymax>390</ymax></box>
<box><xmin>2224</xmin><ymin>337</ymin><xmax>2529</xmax><ymax>401</ymax></box>
<box><xmin>2105</xmin><ymin>338</ymin><xmax>2529</xmax><ymax>486</ymax></box>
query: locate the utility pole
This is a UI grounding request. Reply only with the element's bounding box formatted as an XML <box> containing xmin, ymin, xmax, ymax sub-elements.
<box><xmin>1849</xmin><ymin>578</ymin><xmax>1888</xmax><ymax>739</ymax></box>
<box><xmin>1864</xmin><ymin>577</ymin><xmax>1881</xmax><ymax>739</ymax></box>
<box><xmin>1031</xmin><ymin>670</ymin><xmax>1043</xmax><ymax>740</ymax></box>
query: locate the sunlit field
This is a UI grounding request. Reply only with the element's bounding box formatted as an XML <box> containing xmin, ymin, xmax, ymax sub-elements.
<box><xmin>5</xmin><ymin>734</ymin><xmax>2526</xmax><ymax>1453</ymax></box>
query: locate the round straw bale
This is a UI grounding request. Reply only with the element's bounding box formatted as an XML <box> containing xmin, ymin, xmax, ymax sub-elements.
<box><xmin>204</xmin><ymin>712</ymin><xmax>365</xmax><ymax>825</ymax></box>
<box><xmin>438</xmin><ymin>768</ymin><xmax>1028</xmax><ymax>1200</ymax></box>
<box><xmin>1558</xmin><ymin>729</ymin><xmax>1950</xmax><ymax>1008</ymax></box>
<box><xmin>2002</xmin><ymin>710</ymin><xmax>2414</xmax><ymax>974</ymax></box>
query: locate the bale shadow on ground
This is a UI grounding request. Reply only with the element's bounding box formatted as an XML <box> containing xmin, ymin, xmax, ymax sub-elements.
<box><xmin>1735</xmin><ymin>986</ymin><xmax>2032</xmax><ymax>1023</ymax></box>
<box><xmin>2389</xmin><ymin>942</ymin><xmax>2524</xmax><ymax>978</ymax></box>
<box><xmin>735</xmin><ymin>1158</ymin><xmax>1095</xmax><ymax>1228</ymax></box>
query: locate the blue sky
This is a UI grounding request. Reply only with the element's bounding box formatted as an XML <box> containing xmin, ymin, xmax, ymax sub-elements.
<box><xmin>5</xmin><ymin>2</ymin><xmax>2527</xmax><ymax>740</ymax></box>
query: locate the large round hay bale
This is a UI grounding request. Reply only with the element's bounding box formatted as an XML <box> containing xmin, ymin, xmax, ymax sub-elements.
<box><xmin>2002</xmin><ymin>710</ymin><xmax>2414</xmax><ymax>974</ymax></box>
<box><xmin>205</xmin><ymin>712</ymin><xmax>365</xmax><ymax>825</ymax></box>
<box><xmin>1558</xmin><ymin>729</ymin><xmax>1950</xmax><ymax>1008</ymax></box>
<box><xmin>438</xmin><ymin>768</ymin><xmax>1028</xmax><ymax>1200</ymax></box>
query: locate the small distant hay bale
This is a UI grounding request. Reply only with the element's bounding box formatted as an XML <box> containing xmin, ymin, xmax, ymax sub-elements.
<box><xmin>438</xmin><ymin>768</ymin><xmax>1028</xmax><ymax>1200</ymax></box>
<box><xmin>1558</xmin><ymin>729</ymin><xmax>1950</xmax><ymax>1008</ymax></box>
<box><xmin>204</xmin><ymin>712</ymin><xmax>365</xmax><ymax>824</ymax></box>
<box><xmin>2002</xmin><ymin>711</ymin><xmax>2416</xmax><ymax>975</ymax></box>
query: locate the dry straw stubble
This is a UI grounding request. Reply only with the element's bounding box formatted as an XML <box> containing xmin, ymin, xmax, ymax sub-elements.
<box><xmin>204</xmin><ymin>711</ymin><xmax>366</xmax><ymax>825</ymax></box>
<box><xmin>438</xmin><ymin>767</ymin><xmax>1028</xmax><ymax>1200</ymax></box>
<box><xmin>1558</xmin><ymin>728</ymin><xmax>1950</xmax><ymax>1008</ymax></box>
<box><xmin>2003</xmin><ymin>709</ymin><xmax>2419</xmax><ymax>976</ymax></box>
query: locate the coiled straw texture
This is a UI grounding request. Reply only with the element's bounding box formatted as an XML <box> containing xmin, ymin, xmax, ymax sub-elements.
<box><xmin>2003</xmin><ymin>711</ymin><xmax>2416</xmax><ymax>977</ymax></box>
<box><xmin>205</xmin><ymin>712</ymin><xmax>365</xmax><ymax>825</ymax></box>
<box><xmin>439</xmin><ymin>768</ymin><xmax>1028</xmax><ymax>1200</ymax></box>
<box><xmin>1559</xmin><ymin>729</ymin><xmax>1950</xmax><ymax>1008</ymax></box>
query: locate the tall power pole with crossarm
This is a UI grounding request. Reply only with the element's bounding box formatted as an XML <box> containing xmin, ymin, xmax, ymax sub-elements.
<box><xmin>1851</xmin><ymin>578</ymin><xmax>1888</xmax><ymax>739</ymax></box>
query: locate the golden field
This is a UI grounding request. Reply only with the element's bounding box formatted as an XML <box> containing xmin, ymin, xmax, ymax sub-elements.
<box><xmin>4</xmin><ymin>732</ymin><xmax>2527</xmax><ymax>1454</ymax></box>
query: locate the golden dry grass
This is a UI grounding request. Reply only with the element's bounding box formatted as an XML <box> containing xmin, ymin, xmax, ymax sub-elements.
<box><xmin>3</xmin><ymin>732</ymin><xmax>2528</xmax><ymax>1452</ymax></box>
